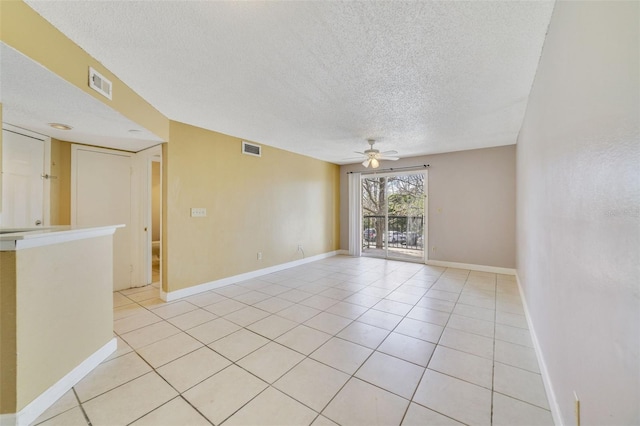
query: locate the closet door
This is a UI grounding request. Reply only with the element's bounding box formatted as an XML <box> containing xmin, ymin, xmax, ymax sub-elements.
<box><xmin>72</xmin><ymin>145</ymin><xmax>133</xmax><ymax>290</ymax></box>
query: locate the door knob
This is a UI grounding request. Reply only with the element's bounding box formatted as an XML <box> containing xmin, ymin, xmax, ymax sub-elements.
<box><xmin>35</xmin><ymin>220</ymin><xmax>42</xmax><ymax>226</ymax></box>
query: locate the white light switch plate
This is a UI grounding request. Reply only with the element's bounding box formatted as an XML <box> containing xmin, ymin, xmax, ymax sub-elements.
<box><xmin>191</xmin><ymin>207</ymin><xmax>207</xmax><ymax>217</ymax></box>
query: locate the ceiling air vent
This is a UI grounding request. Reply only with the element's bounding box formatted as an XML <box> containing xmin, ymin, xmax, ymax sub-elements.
<box><xmin>88</xmin><ymin>67</ymin><xmax>113</xmax><ymax>100</ymax></box>
<box><xmin>242</xmin><ymin>141</ymin><xmax>261</xmax><ymax>157</ymax></box>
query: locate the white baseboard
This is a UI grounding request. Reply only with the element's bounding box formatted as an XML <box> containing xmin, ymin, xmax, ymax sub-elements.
<box><xmin>336</xmin><ymin>249</ymin><xmax>350</xmax><ymax>255</ymax></box>
<box><xmin>0</xmin><ymin>338</ymin><xmax>116</xmax><ymax>426</ymax></box>
<box><xmin>161</xmin><ymin>250</ymin><xmax>340</xmax><ymax>302</ymax></box>
<box><xmin>425</xmin><ymin>259</ymin><xmax>516</xmax><ymax>275</ymax></box>
<box><xmin>515</xmin><ymin>273</ymin><xmax>563</xmax><ymax>426</ymax></box>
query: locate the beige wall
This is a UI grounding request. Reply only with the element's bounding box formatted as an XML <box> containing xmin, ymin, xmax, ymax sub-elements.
<box><xmin>50</xmin><ymin>139</ymin><xmax>71</xmax><ymax>225</ymax></box>
<box><xmin>516</xmin><ymin>1</ymin><xmax>639</xmax><ymax>424</ymax></box>
<box><xmin>340</xmin><ymin>145</ymin><xmax>516</xmax><ymax>268</ymax></box>
<box><xmin>1</xmin><ymin>235</ymin><xmax>114</xmax><ymax>413</ymax></box>
<box><xmin>164</xmin><ymin>121</ymin><xmax>340</xmax><ymax>293</ymax></box>
<box><xmin>0</xmin><ymin>251</ymin><xmax>17</xmax><ymax>414</ymax></box>
<box><xmin>0</xmin><ymin>1</ymin><xmax>169</xmax><ymax>141</ymax></box>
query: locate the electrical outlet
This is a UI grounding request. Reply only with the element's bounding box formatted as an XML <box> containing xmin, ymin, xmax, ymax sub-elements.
<box><xmin>297</xmin><ymin>244</ymin><xmax>303</xmax><ymax>251</ymax></box>
<box><xmin>190</xmin><ymin>207</ymin><xmax>207</xmax><ymax>217</ymax></box>
<box><xmin>257</xmin><ymin>252</ymin><xmax>262</xmax><ymax>260</ymax></box>
<box><xmin>432</xmin><ymin>246</ymin><xmax>437</xmax><ymax>252</ymax></box>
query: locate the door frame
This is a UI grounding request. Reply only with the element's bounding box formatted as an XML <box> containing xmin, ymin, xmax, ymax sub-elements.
<box><xmin>1</xmin><ymin>123</ymin><xmax>51</xmax><ymax>227</ymax></box>
<box><xmin>357</xmin><ymin>169</ymin><xmax>428</xmax><ymax>264</ymax></box>
<box><xmin>71</xmin><ymin>144</ymin><xmax>162</xmax><ymax>289</ymax></box>
<box><xmin>138</xmin><ymin>145</ymin><xmax>162</xmax><ymax>286</ymax></box>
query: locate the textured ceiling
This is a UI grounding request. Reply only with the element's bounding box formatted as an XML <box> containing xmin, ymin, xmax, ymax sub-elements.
<box><xmin>0</xmin><ymin>43</ymin><xmax>163</xmax><ymax>151</ymax></box>
<box><xmin>22</xmin><ymin>1</ymin><xmax>554</xmax><ymax>163</ymax></box>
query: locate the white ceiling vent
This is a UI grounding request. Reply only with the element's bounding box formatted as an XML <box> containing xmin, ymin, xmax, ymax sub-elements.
<box><xmin>88</xmin><ymin>67</ymin><xmax>112</xmax><ymax>100</ymax></box>
<box><xmin>242</xmin><ymin>141</ymin><xmax>261</xmax><ymax>157</ymax></box>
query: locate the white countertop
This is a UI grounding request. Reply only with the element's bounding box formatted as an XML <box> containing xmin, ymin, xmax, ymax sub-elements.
<box><xmin>0</xmin><ymin>225</ymin><xmax>125</xmax><ymax>250</ymax></box>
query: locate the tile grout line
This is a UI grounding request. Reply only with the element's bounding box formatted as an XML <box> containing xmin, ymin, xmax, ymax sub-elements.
<box><xmin>245</xmin><ymin>268</ymin><xmax>424</xmax><ymax>422</ymax></box>
<box><xmin>310</xmin><ymin>266</ymin><xmax>449</xmax><ymax>424</ymax></box>
<box><xmin>72</xmin><ymin>387</ymin><xmax>93</xmax><ymax>426</ymax></box>
<box><xmin>399</xmin><ymin>269</ymin><xmax>477</xmax><ymax>425</ymax></box>
<box><xmin>96</xmin><ymin>260</ymin><xmax>544</xmax><ymax>426</ymax></box>
<box><xmin>101</xmin><ymin>335</ymin><xmax>215</xmax><ymax>426</ymax></box>
<box><xmin>210</xmin><ymin>261</ymin><xmax>425</xmax><ymax>424</ymax></box>
<box><xmin>204</xmin><ymin>265</ymin><xmax>462</xmax><ymax>421</ymax></box>
<box><xmin>397</xmin><ymin>268</ymin><xmax>455</xmax><ymax>426</ymax></box>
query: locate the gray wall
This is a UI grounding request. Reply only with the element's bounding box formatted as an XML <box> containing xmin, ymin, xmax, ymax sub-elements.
<box><xmin>340</xmin><ymin>145</ymin><xmax>516</xmax><ymax>268</ymax></box>
<box><xmin>516</xmin><ymin>1</ymin><xmax>639</xmax><ymax>425</ymax></box>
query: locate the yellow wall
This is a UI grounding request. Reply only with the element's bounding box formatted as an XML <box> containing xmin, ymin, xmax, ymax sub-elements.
<box><xmin>50</xmin><ymin>139</ymin><xmax>71</xmax><ymax>225</ymax></box>
<box><xmin>0</xmin><ymin>251</ymin><xmax>17</xmax><ymax>414</ymax></box>
<box><xmin>0</xmin><ymin>1</ymin><xmax>169</xmax><ymax>141</ymax></box>
<box><xmin>0</xmin><ymin>236</ymin><xmax>114</xmax><ymax>413</ymax></box>
<box><xmin>164</xmin><ymin>121</ymin><xmax>340</xmax><ymax>293</ymax></box>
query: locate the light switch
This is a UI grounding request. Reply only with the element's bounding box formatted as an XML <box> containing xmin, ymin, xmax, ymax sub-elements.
<box><xmin>190</xmin><ymin>208</ymin><xmax>207</xmax><ymax>217</ymax></box>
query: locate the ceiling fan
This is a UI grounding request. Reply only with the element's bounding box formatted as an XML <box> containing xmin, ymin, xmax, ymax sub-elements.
<box><xmin>351</xmin><ymin>139</ymin><xmax>399</xmax><ymax>168</ymax></box>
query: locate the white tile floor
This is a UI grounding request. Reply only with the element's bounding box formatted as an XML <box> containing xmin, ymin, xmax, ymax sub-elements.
<box><xmin>32</xmin><ymin>256</ymin><xmax>554</xmax><ymax>426</ymax></box>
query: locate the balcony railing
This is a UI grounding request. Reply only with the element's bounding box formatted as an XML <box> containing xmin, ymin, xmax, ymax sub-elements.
<box><xmin>362</xmin><ymin>215</ymin><xmax>424</xmax><ymax>250</ymax></box>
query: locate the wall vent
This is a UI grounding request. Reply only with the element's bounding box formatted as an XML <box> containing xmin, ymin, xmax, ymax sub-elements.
<box><xmin>242</xmin><ymin>141</ymin><xmax>261</xmax><ymax>157</ymax></box>
<box><xmin>88</xmin><ymin>67</ymin><xmax>113</xmax><ymax>100</ymax></box>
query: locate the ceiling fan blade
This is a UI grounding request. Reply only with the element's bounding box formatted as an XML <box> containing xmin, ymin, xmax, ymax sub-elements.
<box><xmin>341</xmin><ymin>157</ymin><xmax>367</xmax><ymax>162</ymax></box>
<box><xmin>354</xmin><ymin>140</ymin><xmax>401</xmax><ymax>165</ymax></box>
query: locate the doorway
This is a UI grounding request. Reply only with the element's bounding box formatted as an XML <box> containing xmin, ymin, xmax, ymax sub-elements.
<box><xmin>361</xmin><ymin>171</ymin><xmax>426</xmax><ymax>262</ymax></box>
<box><xmin>71</xmin><ymin>144</ymin><xmax>161</xmax><ymax>291</ymax></box>
<box><xmin>149</xmin><ymin>158</ymin><xmax>161</xmax><ymax>286</ymax></box>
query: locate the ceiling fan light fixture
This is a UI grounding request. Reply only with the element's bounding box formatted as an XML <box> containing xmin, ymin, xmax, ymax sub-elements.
<box><xmin>347</xmin><ymin>139</ymin><xmax>399</xmax><ymax>167</ymax></box>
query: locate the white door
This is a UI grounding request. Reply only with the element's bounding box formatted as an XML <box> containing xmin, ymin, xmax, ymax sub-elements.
<box><xmin>72</xmin><ymin>145</ymin><xmax>133</xmax><ymax>290</ymax></box>
<box><xmin>1</xmin><ymin>127</ymin><xmax>48</xmax><ymax>228</ymax></box>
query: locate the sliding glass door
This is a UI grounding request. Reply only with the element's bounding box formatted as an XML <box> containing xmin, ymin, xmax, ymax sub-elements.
<box><xmin>361</xmin><ymin>172</ymin><xmax>426</xmax><ymax>262</ymax></box>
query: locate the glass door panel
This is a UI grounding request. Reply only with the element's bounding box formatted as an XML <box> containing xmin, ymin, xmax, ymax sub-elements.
<box><xmin>387</xmin><ymin>173</ymin><xmax>425</xmax><ymax>261</ymax></box>
<box><xmin>362</xmin><ymin>172</ymin><xmax>425</xmax><ymax>262</ymax></box>
<box><xmin>362</xmin><ymin>176</ymin><xmax>387</xmax><ymax>257</ymax></box>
